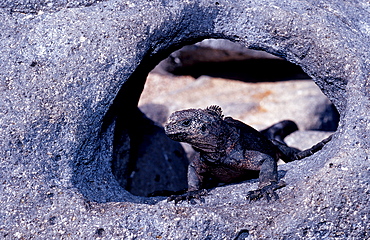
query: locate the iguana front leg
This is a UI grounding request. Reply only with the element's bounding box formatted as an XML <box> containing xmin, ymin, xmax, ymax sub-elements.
<box><xmin>167</xmin><ymin>160</ymin><xmax>208</xmax><ymax>204</ymax></box>
<box><xmin>245</xmin><ymin>153</ymin><xmax>286</xmax><ymax>201</ymax></box>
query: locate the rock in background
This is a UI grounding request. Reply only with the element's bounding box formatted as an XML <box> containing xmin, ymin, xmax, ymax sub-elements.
<box><xmin>139</xmin><ymin>73</ymin><xmax>338</xmax><ymax>131</ymax></box>
<box><xmin>145</xmin><ymin>40</ymin><xmax>339</xmax><ymax>132</ymax></box>
<box><xmin>152</xmin><ymin>39</ymin><xmax>282</xmax><ymax>75</ymax></box>
<box><xmin>0</xmin><ymin>0</ymin><xmax>369</xmax><ymax>239</ymax></box>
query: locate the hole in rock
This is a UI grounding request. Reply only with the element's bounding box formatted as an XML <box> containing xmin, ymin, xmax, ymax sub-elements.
<box><xmin>111</xmin><ymin>39</ymin><xmax>339</xmax><ymax>197</ymax></box>
<box><xmin>234</xmin><ymin>229</ymin><xmax>250</xmax><ymax>239</ymax></box>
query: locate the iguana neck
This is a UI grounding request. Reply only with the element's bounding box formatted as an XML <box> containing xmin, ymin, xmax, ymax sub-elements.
<box><xmin>198</xmin><ymin>124</ymin><xmax>239</xmax><ymax>163</ymax></box>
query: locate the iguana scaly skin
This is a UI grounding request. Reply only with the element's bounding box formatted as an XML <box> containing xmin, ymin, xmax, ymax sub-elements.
<box><xmin>164</xmin><ymin>105</ymin><xmax>331</xmax><ymax>203</ymax></box>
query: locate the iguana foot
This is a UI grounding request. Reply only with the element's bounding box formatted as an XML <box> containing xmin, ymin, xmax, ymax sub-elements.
<box><xmin>167</xmin><ymin>189</ymin><xmax>208</xmax><ymax>204</ymax></box>
<box><xmin>246</xmin><ymin>181</ymin><xmax>286</xmax><ymax>202</ymax></box>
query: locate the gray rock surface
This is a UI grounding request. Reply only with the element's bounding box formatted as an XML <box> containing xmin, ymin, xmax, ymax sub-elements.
<box><xmin>0</xmin><ymin>0</ymin><xmax>369</xmax><ymax>239</ymax></box>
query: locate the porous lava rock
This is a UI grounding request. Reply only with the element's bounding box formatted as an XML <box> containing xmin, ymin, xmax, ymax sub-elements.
<box><xmin>0</xmin><ymin>0</ymin><xmax>369</xmax><ymax>239</ymax></box>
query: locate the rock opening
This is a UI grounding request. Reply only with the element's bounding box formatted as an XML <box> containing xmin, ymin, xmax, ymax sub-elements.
<box><xmin>110</xmin><ymin>39</ymin><xmax>339</xmax><ymax>197</ymax></box>
<box><xmin>2</xmin><ymin>1</ymin><xmax>368</xmax><ymax>238</ymax></box>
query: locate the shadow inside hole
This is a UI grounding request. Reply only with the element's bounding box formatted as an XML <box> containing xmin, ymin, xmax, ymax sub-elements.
<box><xmin>111</xmin><ymin>108</ymin><xmax>189</xmax><ymax>197</ymax></box>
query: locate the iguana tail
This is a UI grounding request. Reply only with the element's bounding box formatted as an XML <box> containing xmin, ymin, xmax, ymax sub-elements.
<box><xmin>260</xmin><ymin>120</ymin><xmax>298</xmax><ymax>144</ymax></box>
<box><xmin>292</xmin><ymin>134</ymin><xmax>332</xmax><ymax>160</ymax></box>
<box><xmin>272</xmin><ymin>134</ymin><xmax>333</xmax><ymax>163</ymax></box>
<box><xmin>260</xmin><ymin>120</ymin><xmax>332</xmax><ymax>162</ymax></box>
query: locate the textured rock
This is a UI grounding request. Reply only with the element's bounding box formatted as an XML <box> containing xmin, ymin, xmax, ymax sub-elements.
<box><xmin>0</xmin><ymin>0</ymin><xmax>369</xmax><ymax>239</ymax></box>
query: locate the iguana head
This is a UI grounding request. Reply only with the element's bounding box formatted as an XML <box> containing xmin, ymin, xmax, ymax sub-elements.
<box><xmin>164</xmin><ymin>105</ymin><xmax>225</xmax><ymax>151</ymax></box>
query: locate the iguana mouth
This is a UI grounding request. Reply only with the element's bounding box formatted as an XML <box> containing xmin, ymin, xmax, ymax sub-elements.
<box><xmin>166</xmin><ymin>132</ymin><xmax>188</xmax><ymax>141</ymax></box>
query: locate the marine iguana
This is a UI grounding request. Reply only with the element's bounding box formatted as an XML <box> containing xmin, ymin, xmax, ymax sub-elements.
<box><xmin>164</xmin><ymin>105</ymin><xmax>331</xmax><ymax>203</ymax></box>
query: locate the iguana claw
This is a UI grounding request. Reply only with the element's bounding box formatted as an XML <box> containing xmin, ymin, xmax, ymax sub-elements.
<box><xmin>246</xmin><ymin>181</ymin><xmax>286</xmax><ymax>202</ymax></box>
<box><xmin>167</xmin><ymin>189</ymin><xmax>208</xmax><ymax>204</ymax></box>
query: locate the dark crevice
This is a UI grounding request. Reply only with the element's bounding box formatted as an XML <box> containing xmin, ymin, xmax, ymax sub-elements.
<box><xmin>234</xmin><ymin>229</ymin><xmax>250</xmax><ymax>239</ymax></box>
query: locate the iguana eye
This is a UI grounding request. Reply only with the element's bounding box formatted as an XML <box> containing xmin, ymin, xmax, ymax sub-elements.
<box><xmin>181</xmin><ymin>119</ymin><xmax>192</xmax><ymax>127</ymax></box>
<box><xmin>201</xmin><ymin>125</ymin><xmax>207</xmax><ymax>132</ymax></box>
